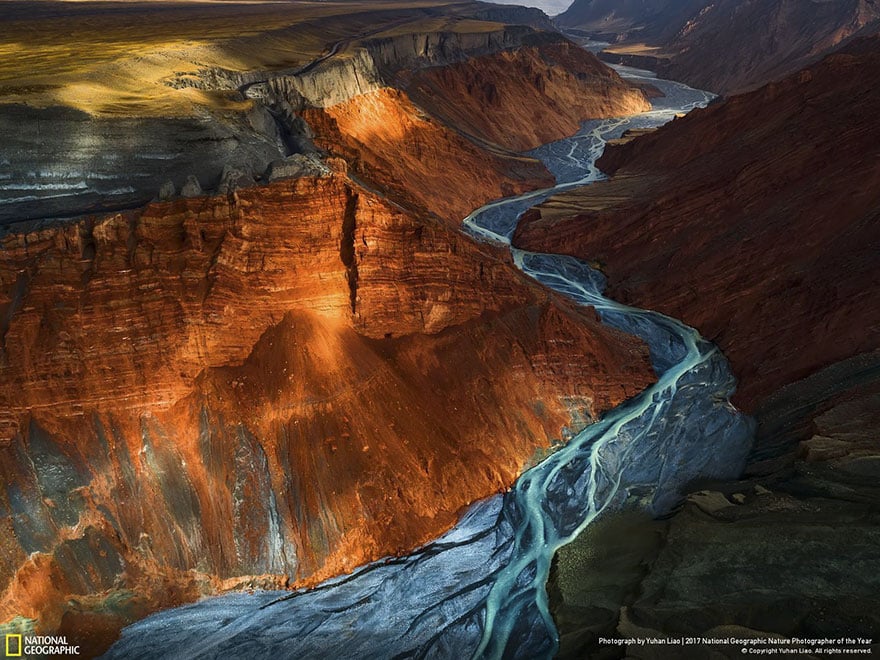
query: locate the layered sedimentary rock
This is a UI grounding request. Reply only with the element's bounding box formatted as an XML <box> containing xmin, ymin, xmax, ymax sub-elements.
<box><xmin>559</xmin><ymin>0</ymin><xmax>880</xmax><ymax>94</ymax></box>
<box><xmin>405</xmin><ymin>33</ymin><xmax>650</xmax><ymax>152</ymax></box>
<box><xmin>263</xmin><ymin>35</ymin><xmax>649</xmax><ymax>225</ymax></box>
<box><xmin>0</xmin><ymin>2</ymin><xmax>663</xmax><ymax>650</ymax></box>
<box><xmin>302</xmin><ymin>89</ymin><xmax>554</xmax><ymax>226</ymax></box>
<box><xmin>0</xmin><ymin>2</ymin><xmax>552</xmax><ymax>225</ymax></box>
<box><xmin>514</xmin><ymin>37</ymin><xmax>880</xmax><ymax>410</ymax></box>
<box><xmin>0</xmin><ymin>172</ymin><xmax>655</xmax><ymax>651</ymax></box>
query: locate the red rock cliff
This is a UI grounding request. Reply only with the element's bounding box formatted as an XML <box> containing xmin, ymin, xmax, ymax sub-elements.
<box><xmin>405</xmin><ymin>35</ymin><xmax>651</xmax><ymax>152</ymax></box>
<box><xmin>0</xmin><ymin>173</ymin><xmax>654</xmax><ymax>652</ymax></box>
<box><xmin>514</xmin><ymin>38</ymin><xmax>880</xmax><ymax>410</ymax></box>
<box><xmin>0</xmin><ymin>25</ymin><xmax>663</xmax><ymax>653</ymax></box>
<box><xmin>302</xmin><ymin>37</ymin><xmax>650</xmax><ymax>226</ymax></box>
<box><xmin>303</xmin><ymin>88</ymin><xmax>554</xmax><ymax>227</ymax></box>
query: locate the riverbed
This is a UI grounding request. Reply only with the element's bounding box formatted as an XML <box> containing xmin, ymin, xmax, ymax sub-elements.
<box><xmin>103</xmin><ymin>65</ymin><xmax>754</xmax><ymax>660</ymax></box>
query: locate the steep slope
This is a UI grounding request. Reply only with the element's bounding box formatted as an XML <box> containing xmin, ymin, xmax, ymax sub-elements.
<box><xmin>557</xmin><ymin>0</ymin><xmax>705</xmax><ymax>41</ymax></box>
<box><xmin>405</xmin><ymin>33</ymin><xmax>650</xmax><ymax>153</ymax></box>
<box><xmin>0</xmin><ymin>171</ymin><xmax>655</xmax><ymax>650</ymax></box>
<box><xmin>302</xmin><ymin>88</ymin><xmax>553</xmax><ymax>226</ymax></box>
<box><xmin>0</xmin><ymin>2</ymin><xmax>661</xmax><ymax>650</ymax></box>
<box><xmin>659</xmin><ymin>0</ymin><xmax>880</xmax><ymax>93</ymax></box>
<box><xmin>515</xmin><ymin>36</ymin><xmax>880</xmax><ymax>410</ymax></box>
<box><xmin>559</xmin><ymin>0</ymin><xmax>880</xmax><ymax>93</ymax></box>
<box><xmin>297</xmin><ymin>34</ymin><xmax>649</xmax><ymax>226</ymax></box>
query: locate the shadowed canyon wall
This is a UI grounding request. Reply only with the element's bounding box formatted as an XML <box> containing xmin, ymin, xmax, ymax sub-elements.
<box><xmin>512</xmin><ymin>35</ymin><xmax>880</xmax><ymax>658</ymax></box>
<box><xmin>558</xmin><ymin>0</ymin><xmax>880</xmax><ymax>94</ymax></box>
<box><xmin>514</xmin><ymin>36</ymin><xmax>880</xmax><ymax>411</ymax></box>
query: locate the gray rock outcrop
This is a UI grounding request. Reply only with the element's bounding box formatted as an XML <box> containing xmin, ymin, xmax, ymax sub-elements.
<box><xmin>180</xmin><ymin>175</ymin><xmax>203</xmax><ymax>198</ymax></box>
<box><xmin>218</xmin><ymin>165</ymin><xmax>254</xmax><ymax>194</ymax></box>
<box><xmin>266</xmin><ymin>154</ymin><xmax>330</xmax><ymax>182</ymax></box>
<box><xmin>157</xmin><ymin>180</ymin><xmax>176</xmax><ymax>201</ymax></box>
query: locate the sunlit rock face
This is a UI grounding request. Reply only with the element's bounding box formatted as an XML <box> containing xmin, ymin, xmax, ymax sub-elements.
<box><xmin>302</xmin><ymin>88</ymin><xmax>555</xmax><ymax>226</ymax></box>
<box><xmin>514</xmin><ymin>36</ymin><xmax>880</xmax><ymax>410</ymax></box>
<box><xmin>0</xmin><ymin>173</ymin><xmax>655</xmax><ymax>648</ymax></box>
<box><xmin>266</xmin><ymin>37</ymin><xmax>650</xmax><ymax>227</ymax></box>
<box><xmin>0</xmin><ymin>1</ymin><xmax>661</xmax><ymax>649</ymax></box>
<box><xmin>406</xmin><ymin>34</ymin><xmax>651</xmax><ymax>153</ymax></box>
<box><xmin>97</xmin><ymin>129</ymin><xmax>755</xmax><ymax>660</ymax></box>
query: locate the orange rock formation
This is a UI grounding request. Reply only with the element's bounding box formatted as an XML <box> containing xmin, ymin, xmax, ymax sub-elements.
<box><xmin>407</xmin><ymin>36</ymin><xmax>651</xmax><ymax>152</ymax></box>
<box><xmin>303</xmin><ymin>89</ymin><xmax>554</xmax><ymax>226</ymax></box>
<box><xmin>0</xmin><ymin>23</ymin><xmax>660</xmax><ymax>652</ymax></box>
<box><xmin>0</xmin><ymin>174</ymin><xmax>654</xmax><ymax>650</ymax></box>
<box><xmin>304</xmin><ymin>40</ymin><xmax>649</xmax><ymax>226</ymax></box>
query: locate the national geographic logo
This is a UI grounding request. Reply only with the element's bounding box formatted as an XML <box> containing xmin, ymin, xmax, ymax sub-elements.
<box><xmin>5</xmin><ymin>635</ymin><xmax>80</xmax><ymax>657</ymax></box>
<box><xmin>4</xmin><ymin>636</ymin><xmax>20</xmax><ymax>658</ymax></box>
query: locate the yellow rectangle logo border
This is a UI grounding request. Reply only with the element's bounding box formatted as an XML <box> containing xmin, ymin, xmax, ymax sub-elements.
<box><xmin>5</xmin><ymin>633</ymin><xmax>22</xmax><ymax>657</ymax></box>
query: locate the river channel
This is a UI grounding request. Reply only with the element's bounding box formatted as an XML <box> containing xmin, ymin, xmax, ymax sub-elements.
<box><xmin>104</xmin><ymin>64</ymin><xmax>754</xmax><ymax>660</ymax></box>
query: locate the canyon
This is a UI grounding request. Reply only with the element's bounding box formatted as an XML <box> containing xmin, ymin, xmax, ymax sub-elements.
<box><xmin>101</xmin><ymin>70</ymin><xmax>754</xmax><ymax>660</ymax></box>
<box><xmin>0</xmin><ymin>173</ymin><xmax>654</xmax><ymax>654</ymax></box>
<box><xmin>0</xmin><ymin>1</ymin><xmax>659</xmax><ymax>654</ymax></box>
<box><xmin>558</xmin><ymin>0</ymin><xmax>880</xmax><ymax>93</ymax></box>
<box><xmin>512</xmin><ymin>35</ymin><xmax>880</xmax><ymax>657</ymax></box>
<box><xmin>1</xmin><ymin>1</ymin><xmax>878</xmax><ymax>657</ymax></box>
<box><xmin>303</xmin><ymin>34</ymin><xmax>648</xmax><ymax>224</ymax></box>
<box><xmin>515</xmin><ymin>35</ymin><xmax>880</xmax><ymax>410</ymax></box>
